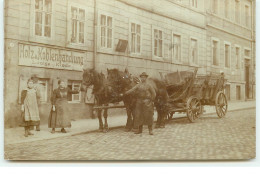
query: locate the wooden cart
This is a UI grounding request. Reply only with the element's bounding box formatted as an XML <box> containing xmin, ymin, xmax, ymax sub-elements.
<box><xmin>162</xmin><ymin>68</ymin><xmax>228</xmax><ymax>122</ymax></box>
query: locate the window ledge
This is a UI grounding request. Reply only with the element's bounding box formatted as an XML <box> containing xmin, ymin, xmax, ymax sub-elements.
<box><xmin>29</xmin><ymin>36</ymin><xmax>55</xmax><ymax>45</ymax></box>
<box><xmin>68</xmin><ymin>101</ymin><xmax>81</xmax><ymax>104</ymax></box>
<box><xmin>172</xmin><ymin>60</ymin><xmax>182</xmax><ymax>65</ymax></box>
<box><xmin>98</xmin><ymin>47</ymin><xmax>114</xmax><ymax>54</ymax></box>
<box><xmin>152</xmin><ymin>56</ymin><xmax>164</xmax><ymax>62</ymax></box>
<box><xmin>211</xmin><ymin>65</ymin><xmax>220</xmax><ymax>68</ymax></box>
<box><xmin>189</xmin><ymin>63</ymin><xmax>199</xmax><ymax>67</ymax></box>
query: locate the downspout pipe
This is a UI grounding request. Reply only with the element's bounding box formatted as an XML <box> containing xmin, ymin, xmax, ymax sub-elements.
<box><xmin>93</xmin><ymin>0</ymin><xmax>97</xmax><ymax>70</ymax></box>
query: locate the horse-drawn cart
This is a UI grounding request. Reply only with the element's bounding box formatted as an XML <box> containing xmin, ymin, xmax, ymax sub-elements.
<box><xmin>162</xmin><ymin>68</ymin><xmax>228</xmax><ymax>122</ymax></box>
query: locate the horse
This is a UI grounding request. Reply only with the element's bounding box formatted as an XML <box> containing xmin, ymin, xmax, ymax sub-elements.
<box><xmin>107</xmin><ymin>68</ymin><xmax>169</xmax><ymax>128</ymax></box>
<box><xmin>106</xmin><ymin>68</ymin><xmax>138</xmax><ymax>131</ymax></box>
<box><xmin>81</xmin><ymin>69</ymin><xmax>116</xmax><ymax>132</ymax></box>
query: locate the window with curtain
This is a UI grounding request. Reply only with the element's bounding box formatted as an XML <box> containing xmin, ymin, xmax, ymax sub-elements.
<box><xmin>173</xmin><ymin>34</ymin><xmax>181</xmax><ymax>62</ymax></box>
<box><xmin>35</xmin><ymin>0</ymin><xmax>52</xmax><ymax>37</ymax></box>
<box><xmin>212</xmin><ymin>40</ymin><xmax>219</xmax><ymax>66</ymax></box>
<box><xmin>71</xmin><ymin>7</ymin><xmax>85</xmax><ymax>44</ymax></box>
<box><xmin>190</xmin><ymin>39</ymin><xmax>198</xmax><ymax>64</ymax></box>
<box><xmin>130</xmin><ymin>23</ymin><xmax>141</xmax><ymax>54</ymax></box>
<box><xmin>154</xmin><ymin>29</ymin><xmax>163</xmax><ymax>57</ymax></box>
<box><xmin>101</xmin><ymin>14</ymin><xmax>113</xmax><ymax>48</ymax></box>
<box><xmin>225</xmin><ymin>44</ymin><xmax>230</xmax><ymax>68</ymax></box>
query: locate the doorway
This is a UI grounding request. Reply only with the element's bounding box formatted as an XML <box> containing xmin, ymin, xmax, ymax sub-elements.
<box><xmin>245</xmin><ymin>60</ymin><xmax>250</xmax><ymax>99</ymax></box>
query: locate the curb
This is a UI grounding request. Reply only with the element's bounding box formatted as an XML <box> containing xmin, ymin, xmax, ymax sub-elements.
<box><xmin>5</xmin><ymin>106</ymin><xmax>256</xmax><ymax>145</ymax></box>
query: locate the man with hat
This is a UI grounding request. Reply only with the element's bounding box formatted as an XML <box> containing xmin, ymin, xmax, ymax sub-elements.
<box><xmin>123</xmin><ymin>72</ymin><xmax>156</xmax><ymax>135</ymax></box>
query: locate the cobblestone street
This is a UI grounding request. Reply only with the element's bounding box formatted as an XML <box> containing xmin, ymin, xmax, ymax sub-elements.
<box><xmin>4</xmin><ymin>108</ymin><xmax>255</xmax><ymax>160</ymax></box>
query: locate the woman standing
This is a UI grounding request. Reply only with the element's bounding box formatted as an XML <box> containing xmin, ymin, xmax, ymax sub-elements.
<box><xmin>48</xmin><ymin>80</ymin><xmax>80</xmax><ymax>134</ymax></box>
<box><xmin>21</xmin><ymin>79</ymin><xmax>41</xmax><ymax>137</ymax></box>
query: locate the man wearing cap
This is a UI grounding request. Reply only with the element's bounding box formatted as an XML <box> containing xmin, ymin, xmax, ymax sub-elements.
<box><xmin>123</xmin><ymin>72</ymin><xmax>156</xmax><ymax>135</ymax></box>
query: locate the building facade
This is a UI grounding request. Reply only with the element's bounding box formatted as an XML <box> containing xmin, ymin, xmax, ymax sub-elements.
<box><xmin>4</xmin><ymin>0</ymin><xmax>255</xmax><ymax>127</ymax></box>
<box><xmin>205</xmin><ymin>0</ymin><xmax>255</xmax><ymax>101</ymax></box>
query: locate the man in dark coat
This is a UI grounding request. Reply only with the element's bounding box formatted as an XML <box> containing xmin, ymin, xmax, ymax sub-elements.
<box><xmin>123</xmin><ymin>72</ymin><xmax>156</xmax><ymax>135</ymax></box>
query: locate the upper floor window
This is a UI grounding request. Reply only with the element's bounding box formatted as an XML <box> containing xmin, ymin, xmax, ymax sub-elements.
<box><xmin>35</xmin><ymin>0</ymin><xmax>52</xmax><ymax>37</ymax></box>
<box><xmin>224</xmin><ymin>43</ymin><xmax>231</xmax><ymax>68</ymax></box>
<box><xmin>70</xmin><ymin>7</ymin><xmax>86</xmax><ymax>44</ymax></box>
<box><xmin>191</xmin><ymin>0</ymin><xmax>198</xmax><ymax>8</ymax></box>
<box><xmin>130</xmin><ymin>23</ymin><xmax>141</xmax><ymax>54</ymax></box>
<box><xmin>101</xmin><ymin>14</ymin><xmax>113</xmax><ymax>48</ymax></box>
<box><xmin>172</xmin><ymin>34</ymin><xmax>181</xmax><ymax>62</ymax></box>
<box><xmin>245</xmin><ymin>5</ymin><xmax>251</xmax><ymax>28</ymax></box>
<box><xmin>190</xmin><ymin>38</ymin><xmax>198</xmax><ymax>65</ymax></box>
<box><xmin>235</xmin><ymin>0</ymin><xmax>240</xmax><ymax>23</ymax></box>
<box><xmin>212</xmin><ymin>39</ymin><xmax>219</xmax><ymax>66</ymax></box>
<box><xmin>153</xmin><ymin>29</ymin><xmax>163</xmax><ymax>57</ymax></box>
<box><xmin>224</xmin><ymin>0</ymin><xmax>230</xmax><ymax>19</ymax></box>
<box><xmin>212</xmin><ymin>0</ymin><xmax>218</xmax><ymax>14</ymax></box>
<box><xmin>244</xmin><ymin>49</ymin><xmax>251</xmax><ymax>59</ymax></box>
<box><xmin>235</xmin><ymin>46</ymin><xmax>241</xmax><ymax>69</ymax></box>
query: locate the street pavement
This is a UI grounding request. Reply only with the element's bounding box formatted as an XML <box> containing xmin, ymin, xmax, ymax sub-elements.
<box><xmin>4</xmin><ymin>108</ymin><xmax>255</xmax><ymax>160</ymax></box>
<box><xmin>4</xmin><ymin>100</ymin><xmax>256</xmax><ymax>145</ymax></box>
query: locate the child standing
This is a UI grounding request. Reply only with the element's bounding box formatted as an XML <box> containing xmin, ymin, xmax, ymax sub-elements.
<box><xmin>21</xmin><ymin>79</ymin><xmax>41</xmax><ymax>137</ymax></box>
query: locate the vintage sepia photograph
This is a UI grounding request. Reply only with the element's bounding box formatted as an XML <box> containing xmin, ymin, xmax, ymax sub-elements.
<box><xmin>3</xmin><ymin>0</ymin><xmax>256</xmax><ymax>161</ymax></box>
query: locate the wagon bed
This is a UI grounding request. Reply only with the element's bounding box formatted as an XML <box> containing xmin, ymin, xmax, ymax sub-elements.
<box><xmin>161</xmin><ymin>68</ymin><xmax>228</xmax><ymax>122</ymax></box>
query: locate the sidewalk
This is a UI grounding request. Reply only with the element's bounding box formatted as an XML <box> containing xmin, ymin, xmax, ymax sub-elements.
<box><xmin>4</xmin><ymin>100</ymin><xmax>256</xmax><ymax>145</ymax></box>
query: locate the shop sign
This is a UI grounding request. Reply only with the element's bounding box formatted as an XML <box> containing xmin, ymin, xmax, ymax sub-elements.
<box><xmin>18</xmin><ymin>43</ymin><xmax>85</xmax><ymax>71</ymax></box>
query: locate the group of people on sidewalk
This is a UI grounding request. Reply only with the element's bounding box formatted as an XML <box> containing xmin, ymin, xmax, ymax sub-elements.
<box><xmin>21</xmin><ymin>72</ymin><xmax>156</xmax><ymax>137</ymax></box>
<box><xmin>20</xmin><ymin>78</ymin><xmax>79</xmax><ymax>137</ymax></box>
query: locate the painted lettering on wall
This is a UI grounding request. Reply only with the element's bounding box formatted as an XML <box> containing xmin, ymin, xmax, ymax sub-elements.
<box><xmin>18</xmin><ymin>43</ymin><xmax>85</xmax><ymax>71</ymax></box>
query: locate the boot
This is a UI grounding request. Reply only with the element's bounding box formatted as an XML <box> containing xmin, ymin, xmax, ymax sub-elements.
<box><xmin>51</xmin><ymin>128</ymin><xmax>55</xmax><ymax>134</ymax></box>
<box><xmin>61</xmin><ymin>128</ymin><xmax>67</xmax><ymax>133</ymax></box>
<box><xmin>135</xmin><ymin>125</ymin><xmax>143</xmax><ymax>134</ymax></box>
<box><xmin>36</xmin><ymin>125</ymin><xmax>40</xmax><ymax>131</ymax></box>
<box><xmin>148</xmin><ymin>125</ymin><xmax>154</xmax><ymax>135</ymax></box>
<box><xmin>24</xmin><ymin>127</ymin><xmax>28</xmax><ymax>137</ymax></box>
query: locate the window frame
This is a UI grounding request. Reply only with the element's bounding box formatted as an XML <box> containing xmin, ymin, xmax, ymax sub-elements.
<box><xmin>224</xmin><ymin>41</ymin><xmax>231</xmax><ymax>69</ymax></box>
<box><xmin>190</xmin><ymin>0</ymin><xmax>198</xmax><ymax>8</ymax></box>
<box><xmin>212</xmin><ymin>0</ymin><xmax>218</xmax><ymax>14</ymax></box>
<box><xmin>234</xmin><ymin>44</ymin><xmax>241</xmax><ymax>70</ymax></box>
<box><xmin>67</xmin><ymin>2</ymin><xmax>88</xmax><ymax>47</ymax></box>
<box><xmin>244</xmin><ymin>47</ymin><xmax>251</xmax><ymax>60</ymax></box>
<box><xmin>129</xmin><ymin>20</ymin><xmax>142</xmax><ymax>56</ymax></box>
<box><xmin>189</xmin><ymin>36</ymin><xmax>199</xmax><ymax>66</ymax></box>
<box><xmin>97</xmin><ymin>10</ymin><xmax>114</xmax><ymax>52</ymax></box>
<box><xmin>224</xmin><ymin>0</ymin><xmax>230</xmax><ymax>19</ymax></box>
<box><xmin>30</xmin><ymin>0</ymin><xmax>55</xmax><ymax>41</ymax></box>
<box><xmin>234</xmin><ymin>0</ymin><xmax>241</xmax><ymax>24</ymax></box>
<box><xmin>37</xmin><ymin>78</ymin><xmax>48</xmax><ymax>103</ymax></box>
<box><xmin>67</xmin><ymin>80</ymin><xmax>82</xmax><ymax>103</ymax></box>
<box><xmin>172</xmin><ymin>32</ymin><xmax>182</xmax><ymax>64</ymax></box>
<box><xmin>244</xmin><ymin>3</ymin><xmax>251</xmax><ymax>29</ymax></box>
<box><xmin>152</xmin><ymin>26</ymin><xmax>164</xmax><ymax>62</ymax></box>
<box><xmin>211</xmin><ymin>37</ymin><xmax>220</xmax><ymax>67</ymax></box>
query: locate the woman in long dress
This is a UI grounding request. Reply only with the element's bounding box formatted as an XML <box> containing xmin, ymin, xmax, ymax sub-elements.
<box><xmin>20</xmin><ymin>79</ymin><xmax>41</xmax><ymax>137</ymax></box>
<box><xmin>48</xmin><ymin>80</ymin><xmax>80</xmax><ymax>134</ymax></box>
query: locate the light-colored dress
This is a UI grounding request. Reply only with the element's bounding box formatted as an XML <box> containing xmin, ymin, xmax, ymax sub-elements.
<box><xmin>24</xmin><ymin>89</ymin><xmax>40</xmax><ymax>121</ymax></box>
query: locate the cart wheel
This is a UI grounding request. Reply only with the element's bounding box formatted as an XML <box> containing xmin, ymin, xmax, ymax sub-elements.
<box><xmin>186</xmin><ymin>96</ymin><xmax>202</xmax><ymax>122</ymax></box>
<box><xmin>215</xmin><ymin>92</ymin><xmax>228</xmax><ymax>118</ymax></box>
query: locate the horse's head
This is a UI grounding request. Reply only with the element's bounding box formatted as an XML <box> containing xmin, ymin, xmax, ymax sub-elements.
<box><xmin>107</xmin><ymin>68</ymin><xmax>132</xmax><ymax>93</ymax></box>
<box><xmin>81</xmin><ymin>68</ymin><xmax>95</xmax><ymax>91</ymax></box>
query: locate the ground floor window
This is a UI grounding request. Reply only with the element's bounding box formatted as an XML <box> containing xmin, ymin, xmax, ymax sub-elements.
<box><xmin>225</xmin><ymin>84</ymin><xmax>230</xmax><ymax>101</ymax></box>
<box><xmin>236</xmin><ymin>85</ymin><xmax>241</xmax><ymax>100</ymax></box>
<box><xmin>37</xmin><ymin>78</ymin><xmax>48</xmax><ymax>103</ymax></box>
<box><xmin>67</xmin><ymin>80</ymin><xmax>81</xmax><ymax>102</ymax></box>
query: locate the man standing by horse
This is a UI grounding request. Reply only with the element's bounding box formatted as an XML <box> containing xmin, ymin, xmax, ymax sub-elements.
<box><xmin>122</xmin><ymin>72</ymin><xmax>156</xmax><ymax>135</ymax></box>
